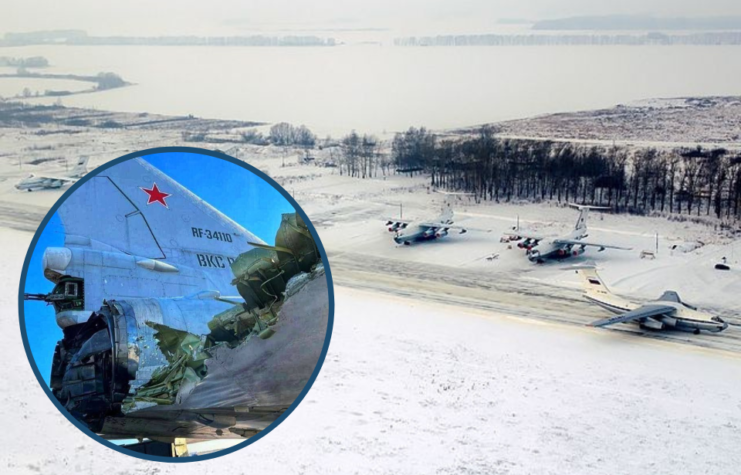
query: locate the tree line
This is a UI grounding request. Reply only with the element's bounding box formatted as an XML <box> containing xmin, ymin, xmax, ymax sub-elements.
<box><xmin>248</xmin><ymin>123</ymin><xmax>741</xmax><ymax>221</ymax></box>
<box><xmin>382</xmin><ymin>127</ymin><xmax>741</xmax><ymax>221</ymax></box>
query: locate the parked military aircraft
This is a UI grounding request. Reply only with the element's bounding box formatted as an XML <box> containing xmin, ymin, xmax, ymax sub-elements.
<box><xmin>507</xmin><ymin>204</ymin><xmax>630</xmax><ymax>262</ymax></box>
<box><xmin>385</xmin><ymin>192</ymin><xmax>490</xmax><ymax>245</ymax></box>
<box><xmin>15</xmin><ymin>156</ymin><xmax>89</xmax><ymax>191</ymax></box>
<box><xmin>23</xmin><ymin>156</ymin><xmax>328</xmax><ymax>446</ymax></box>
<box><xmin>574</xmin><ymin>265</ymin><xmax>728</xmax><ymax>333</ymax></box>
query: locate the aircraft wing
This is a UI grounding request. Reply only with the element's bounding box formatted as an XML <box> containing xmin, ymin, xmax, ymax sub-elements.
<box><xmin>589</xmin><ymin>304</ymin><xmax>676</xmax><ymax>327</ymax></box>
<box><xmin>554</xmin><ymin>238</ymin><xmax>632</xmax><ymax>250</ymax></box>
<box><xmin>419</xmin><ymin>221</ymin><xmax>492</xmax><ymax>233</ymax></box>
<box><xmin>503</xmin><ymin>229</ymin><xmax>545</xmax><ymax>240</ymax></box>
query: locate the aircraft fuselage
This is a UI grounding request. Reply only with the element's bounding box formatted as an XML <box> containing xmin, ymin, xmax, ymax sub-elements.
<box><xmin>584</xmin><ymin>294</ymin><xmax>728</xmax><ymax>333</ymax></box>
<box><xmin>15</xmin><ymin>177</ymin><xmax>65</xmax><ymax>191</ymax></box>
<box><xmin>393</xmin><ymin>222</ymin><xmax>450</xmax><ymax>245</ymax></box>
<box><xmin>526</xmin><ymin>229</ymin><xmax>587</xmax><ymax>263</ymax></box>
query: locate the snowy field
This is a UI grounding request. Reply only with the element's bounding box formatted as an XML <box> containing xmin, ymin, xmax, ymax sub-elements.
<box><xmin>2</xmin><ymin>227</ymin><xmax>740</xmax><ymax>474</ymax></box>
<box><xmin>1</xmin><ymin>140</ymin><xmax>740</xmax><ymax>472</ymax></box>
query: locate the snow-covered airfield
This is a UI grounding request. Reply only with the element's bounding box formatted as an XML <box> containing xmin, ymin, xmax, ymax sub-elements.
<box><xmin>1</xmin><ymin>128</ymin><xmax>740</xmax><ymax>473</ymax></box>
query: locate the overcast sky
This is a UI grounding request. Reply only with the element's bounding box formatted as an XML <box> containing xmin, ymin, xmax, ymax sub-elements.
<box><xmin>3</xmin><ymin>0</ymin><xmax>741</xmax><ymax>36</ymax></box>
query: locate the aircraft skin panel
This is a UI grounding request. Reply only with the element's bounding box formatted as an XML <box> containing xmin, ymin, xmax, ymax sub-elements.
<box><xmin>104</xmin><ymin>157</ymin><xmax>265</xmax><ymax>254</ymax></box>
<box><xmin>61</xmin><ymin>247</ymin><xmax>212</xmax><ymax>309</ymax></box>
<box><xmin>58</xmin><ymin>176</ymin><xmax>163</xmax><ymax>258</ymax></box>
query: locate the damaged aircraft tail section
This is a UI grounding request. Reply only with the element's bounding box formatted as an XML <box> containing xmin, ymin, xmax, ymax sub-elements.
<box><xmin>49</xmin><ymin>212</ymin><xmax>328</xmax><ymax>439</ymax></box>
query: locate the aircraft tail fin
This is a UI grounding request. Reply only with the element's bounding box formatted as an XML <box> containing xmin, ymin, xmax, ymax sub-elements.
<box><xmin>70</xmin><ymin>156</ymin><xmax>89</xmax><ymax>178</ymax></box>
<box><xmin>574</xmin><ymin>206</ymin><xmax>589</xmax><ymax>231</ymax></box>
<box><xmin>570</xmin><ymin>264</ymin><xmax>613</xmax><ymax>299</ymax></box>
<box><xmin>434</xmin><ymin>190</ymin><xmax>473</xmax><ymax>223</ymax></box>
<box><xmin>568</xmin><ymin>204</ymin><xmax>612</xmax><ymax>231</ymax></box>
<box><xmin>439</xmin><ymin>200</ymin><xmax>454</xmax><ymax>223</ymax></box>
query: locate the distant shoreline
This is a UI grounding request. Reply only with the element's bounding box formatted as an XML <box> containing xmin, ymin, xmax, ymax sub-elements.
<box><xmin>395</xmin><ymin>32</ymin><xmax>741</xmax><ymax>47</ymax></box>
<box><xmin>0</xmin><ymin>30</ymin><xmax>336</xmax><ymax>48</ymax></box>
<box><xmin>0</xmin><ymin>71</ymin><xmax>131</xmax><ymax>100</ymax></box>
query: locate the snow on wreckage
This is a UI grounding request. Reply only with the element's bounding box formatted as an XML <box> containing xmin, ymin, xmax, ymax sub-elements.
<box><xmin>25</xmin><ymin>156</ymin><xmax>329</xmax><ymax>442</ymax></box>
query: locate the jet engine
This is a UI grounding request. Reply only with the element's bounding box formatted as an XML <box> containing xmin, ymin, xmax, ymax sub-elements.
<box><xmin>50</xmin><ymin>297</ymin><xmax>229</xmax><ymax>433</ymax></box>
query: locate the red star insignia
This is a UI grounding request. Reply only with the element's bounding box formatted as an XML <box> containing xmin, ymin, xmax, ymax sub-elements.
<box><xmin>140</xmin><ymin>183</ymin><xmax>171</xmax><ymax>208</ymax></box>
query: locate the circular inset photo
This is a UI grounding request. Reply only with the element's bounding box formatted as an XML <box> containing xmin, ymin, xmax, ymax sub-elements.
<box><xmin>18</xmin><ymin>147</ymin><xmax>333</xmax><ymax>461</ymax></box>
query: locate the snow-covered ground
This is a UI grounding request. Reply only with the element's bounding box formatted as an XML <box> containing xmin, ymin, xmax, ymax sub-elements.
<box><xmin>3</xmin><ymin>225</ymin><xmax>740</xmax><ymax>474</ymax></box>
<box><xmin>3</xmin><ymin>142</ymin><xmax>740</xmax><ymax>323</ymax></box>
<box><xmin>1</xmin><ymin>135</ymin><xmax>741</xmax><ymax>471</ymax></box>
<box><xmin>487</xmin><ymin>96</ymin><xmax>741</xmax><ymax>148</ymax></box>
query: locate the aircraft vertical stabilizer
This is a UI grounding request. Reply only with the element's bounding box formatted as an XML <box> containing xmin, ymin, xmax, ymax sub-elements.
<box><xmin>574</xmin><ymin>265</ymin><xmax>612</xmax><ymax>299</ymax></box>
<box><xmin>439</xmin><ymin>200</ymin><xmax>454</xmax><ymax>223</ymax></box>
<box><xmin>574</xmin><ymin>207</ymin><xmax>589</xmax><ymax>231</ymax></box>
<box><xmin>70</xmin><ymin>156</ymin><xmax>89</xmax><ymax>178</ymax></box>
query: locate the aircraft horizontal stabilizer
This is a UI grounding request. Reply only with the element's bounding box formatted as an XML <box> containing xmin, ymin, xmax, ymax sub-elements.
<box><xmin>433</xmin><ymin>190</ymin><xmax>475</xmax><ymax>196</ymax></box>
<box><xmin>567</xmin><ymin>203</ymin><xmax>612</xmax><ymax>211</ymax></box>
<box><xmin>561</xmin><ymin>262</ymin><xmax>598</xmax><ymax>271</ymax></box>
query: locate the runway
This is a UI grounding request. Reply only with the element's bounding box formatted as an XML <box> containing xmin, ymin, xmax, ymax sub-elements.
<box><xmin>0</xmin><ymin>201</ymin><xmax>47</xmax><ymax>232</ymax></box>
<box><xmin>328</xmin><ymin>250</ymin><xmax>741</xmax><ymax>354</ymax></box>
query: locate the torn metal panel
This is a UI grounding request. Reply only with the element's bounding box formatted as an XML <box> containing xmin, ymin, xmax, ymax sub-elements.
<box><xmin>121</xmin><ymin>322</ymin><xmax>212</xmax><ymax>414</ymax></box>
<box><xmin>49</xmin><ymin>210</ymin><xmax>328</xmax><ymax>439</ymax></box>
<box><xmin>274</xmin><ymin>212</ymin><xmax>319</xmax><ymax>273</ymax></box>
<box><xmin>54</xmin><ymin>267</ymin><xmax>330</xmax><ymax>439</ymax></box>
<box><xmin>230</xmin><ymin>246</ymin><xmax>290</xmax><ymax>312</ymax></box>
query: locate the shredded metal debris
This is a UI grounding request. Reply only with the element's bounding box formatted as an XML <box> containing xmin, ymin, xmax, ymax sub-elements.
<box><xmin>122</xmin><ymin>212</ymin><xmax>324</xmax><ymax>416</ymax></box>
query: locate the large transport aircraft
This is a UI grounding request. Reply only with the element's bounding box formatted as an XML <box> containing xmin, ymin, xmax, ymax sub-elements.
<box><xmin>507</xmin><ymin>204</ymin><xmax>631</xmax><ymax>263</ymax></box>
<box><xmin>384</xmin><ymin>192</ymin><xmax>491</xmax><ymax>245</ymax></box>
<box><xmin>574</xmin><ymin>265</ymin><xmax>728</xmax><ymax>334</ymax></box>
<box><xmin>15</xmin><ymin>156</ymin><xmax>89</xmax><ymax>191</ymax></box>
<box><xmin>23</xmin><ymin>157</ymin><xmax>329</xmax><ymax>443</ymax></box>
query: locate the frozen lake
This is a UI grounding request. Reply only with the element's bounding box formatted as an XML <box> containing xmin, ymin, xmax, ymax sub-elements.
<box><xmin>2</xmin><ymin>44</ymin><xmax>741</xmax><ymax>135</ymax></box>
